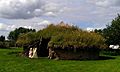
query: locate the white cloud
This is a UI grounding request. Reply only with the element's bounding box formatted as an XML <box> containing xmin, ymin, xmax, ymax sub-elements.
<box><xmin>0</xmin><ymin>24</ymin><xmax>16</xmax><ymax>37</ymax></box>
<box><xmin>89</xmin><ymin>0</ymin><xmax>120</xmax><ymax>7</ymax></box>
<box><xmin>0</xmin><ymin>0</ymin><xmax>61</xmax><ymax>19</ymax></box>
<box><xmin>0</xmin><ymin>0</ymin><xmax>43</xmax><ymax>19</ymax></box>
<box><xmin>44</xmin><ymin>12</ymin><xmax>56</xmax><ymax>17</ymax></box>
<box><xmin>86</xmin><ymin>27</ymin><xmax>102</xmax><ymax>32</ymax></box>
<box><xmin>86</xmin><ymin>27</ymin><xmax>94</xmax><ymax>32</ymax></box>
<box><xmin>96</xmin><ymin>0</ymin><xmax>109</xmax><ymax>7</ymax></box>
<box><xmin>42</xmin><ymin>2</ymin><xmax>59</xmax><ymax>12</ymax></box>
<box><xmin>5</xmin><ymin>18</ymin><xmax>52</xmax><ymax>31</ymax></box>
<box><xmin>37</xmin><ymin>20</ymin><xmax>51</xmax><ymax>29</ymax></box>
<box><xmin>0</xmin><ymin>23</ymin><xmax>17</xmax><ymax>31</ymax></box>
<box><xmin>23</xmin><ymin>26</ymin><xmax>33</xmax><ymax>29</ymax></box>
<box><xmin>0</xmin><ymin>23</ymin><xmax>7</xmax><ymax>30</ymax></box>
<box><xmin>7</xmin><ymin>25</ymin><xmax>16</xmax><ymax>31</ymax></box>
<box><xmin>0</xmin><ymin>19</ymin><xmax>52</xmax><ymax>37</ymax></box>
<box><xmin>33</xmin><ymin>9</ymin><xmax>43</xmax><ymax>17</ymax></box>
<box><xmin>0</xmin><ymin>0</ymin><xmax>120</xmax><ymax>37</ymax></box>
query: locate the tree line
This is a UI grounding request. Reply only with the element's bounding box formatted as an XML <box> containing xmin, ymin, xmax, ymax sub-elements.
<box><xmin>95</xmin><ymin>14</ymin><xmax>120</xmax><ymax>46</ymax></box>
<box><xmin>0</xmin><ymin>27</ymin><xmax>36</xmax><ymax>48</ymax></box>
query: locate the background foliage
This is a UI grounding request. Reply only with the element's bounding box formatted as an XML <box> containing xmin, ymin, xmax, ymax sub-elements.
<box><xmin>95</xmin><ymin>14</ymin><xmax>120</xmax><ymax>45</ymax></box>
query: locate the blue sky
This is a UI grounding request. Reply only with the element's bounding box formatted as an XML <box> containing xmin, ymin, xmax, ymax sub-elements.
<box><xmin>0</xmin><ymin>0</ymin><xmax>120</xmax><ymax>37</ymax></box>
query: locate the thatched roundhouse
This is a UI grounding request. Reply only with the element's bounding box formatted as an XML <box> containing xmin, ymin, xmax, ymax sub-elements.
<box><xmin>17</xmin><ymin>22</ymin><xmax>106</xmax><ymax>60</ymax></box>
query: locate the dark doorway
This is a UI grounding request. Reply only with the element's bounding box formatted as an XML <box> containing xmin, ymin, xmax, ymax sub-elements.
<box><xmin>37</xmin><ymin>38</ymin><xmax>50</xmax><ymax>57</ymax></box>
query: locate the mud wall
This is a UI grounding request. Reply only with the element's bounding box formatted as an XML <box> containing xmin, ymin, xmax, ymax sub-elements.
<box><xmin>49</xmin><ymin>48</ymin><xmax>99</xmax><ymax>60</ymax></box>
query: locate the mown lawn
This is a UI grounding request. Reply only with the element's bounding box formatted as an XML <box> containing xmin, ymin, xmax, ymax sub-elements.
<box><xmin>0</xmin><ymin>48</ymin><xmax>120</xmax><ymax>72</ymax></box>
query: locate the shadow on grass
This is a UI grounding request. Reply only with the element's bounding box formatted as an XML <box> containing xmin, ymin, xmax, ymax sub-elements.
<box><xmin>6</xmin><ymin>51</ymin><xmax>116</xmax><ymax>61</ymax></box>
<box><xmin>98</xmin><ymin>56</ymin><xmax>115</xmax><ymax>60</ymax></box>
<box><xmin>0</xmin><ymin>48</ymin><xmax>12</xmax><ymax>49</ymax></box>
<box><xmin>80</xmin><ymin>56</ymin><xmax>115</xmax><ymax>61</ymax></box>
<box><xmin>60</xmin><ymin>56</ymin><xmax>116</xmax><ymax>61</ymax></box>
<box><xmin>0</xmin><ymin>47</ymin><xmax>20</xmax><ymax>50</ymax></box>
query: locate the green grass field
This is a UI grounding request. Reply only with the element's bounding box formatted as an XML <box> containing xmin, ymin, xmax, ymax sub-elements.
<box><xmin>0</xmin><ymin>48</ymin><xmax>120</xmax><ymax>72</ymax></box>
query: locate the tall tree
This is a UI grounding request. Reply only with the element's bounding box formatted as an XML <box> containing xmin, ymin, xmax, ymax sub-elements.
<box><xmin>94</xmin><ymin>29</ymin><xmax>103</xmax><ymax>35</ymax></box>
<box><xmin>0</xmin><ymin>35</ymin><xmax>5</xmax><ymax>42</ymax></box>
<box><xmin>8</xmin><ymin>27</ymin><xmax>36</xmax><ymax>41</ymax></box>
<box><xmin>102</xmin><ymin>14</ymin><xmax>120</xmax><ymax>45</ymax></box>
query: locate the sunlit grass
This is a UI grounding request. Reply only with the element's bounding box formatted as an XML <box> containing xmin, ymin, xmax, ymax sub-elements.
<box><xmin>0</xmin><ymin>48</ymin><xmax>120</xmax><ymax>72</ymax></box>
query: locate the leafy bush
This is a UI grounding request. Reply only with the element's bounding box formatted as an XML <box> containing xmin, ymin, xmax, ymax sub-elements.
<box><xmin>0</xmin><ymin>41</ymin><xmax>11</xmax><ymax>48</ymax></box>
<box><xmin>16</xmin><ymin>32</ymin><xmax>37</xmax><ymax>46</ymax></box>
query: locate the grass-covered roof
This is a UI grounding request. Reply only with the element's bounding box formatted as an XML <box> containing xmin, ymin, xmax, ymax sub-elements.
<box><xmin>16</xmin><ymin>22</ymin><xmax>106</xmax><ymax>49</ymax></box>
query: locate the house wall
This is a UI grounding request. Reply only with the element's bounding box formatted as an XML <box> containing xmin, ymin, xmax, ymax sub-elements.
<box><xmin>48</xmin><ymin>48</ymin><xmax>99</xmax><ymax>60</ymax></box>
